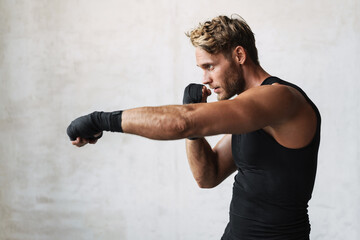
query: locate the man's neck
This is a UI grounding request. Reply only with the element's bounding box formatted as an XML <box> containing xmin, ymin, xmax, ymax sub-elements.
<box><xmin>242</xmin><ymin>63</ymin><xmax>271</xmax><ymax>91</ymax></box>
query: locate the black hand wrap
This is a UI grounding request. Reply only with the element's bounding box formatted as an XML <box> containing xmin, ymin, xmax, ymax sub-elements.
<box><xmin>183</xmin><ymin>83</ymin><xmax>203</xmax><ymax>140</ymax></box>
<box><xmin>183</xmin><ymin>83</ymin><xmax>204</xmax><ymax>104</ymax></box>
<box><xmin>66</xmin><ymin>111</ymin><xmax>123</xmax><ymax>141</ymax></box>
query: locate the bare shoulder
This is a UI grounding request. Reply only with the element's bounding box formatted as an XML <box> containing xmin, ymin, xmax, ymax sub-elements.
<box><xmin>236</xmin><ymin>83</ymin><xmax>317</xmax><ymax>149</ymax></box>
<box><xmin>231</xmin><ymin>84</ymin><xmax>305</xmax><ymax>126</ymax></box>
<box><xmin>185</xmin><ymin>82</ymin><xmax>316</xmax><ymax>144</ymax></box>
<box><xmin>236</xmin><ymin>83</ymin><xmax>302</xmax><ymax>106</ymax></box>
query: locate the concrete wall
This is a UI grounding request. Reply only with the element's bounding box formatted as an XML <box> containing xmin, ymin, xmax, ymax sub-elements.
<box><xmin>1</xmin><ymin>0</ymin><xmax>359</xmax><ymax>239</ymax></box>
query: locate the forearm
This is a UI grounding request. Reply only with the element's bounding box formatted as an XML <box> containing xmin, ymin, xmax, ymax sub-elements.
<box><xmin>185</xmin><ymin>138</ymin><xmax>219</xmax><ymax>188</ymax></box>
<box><xmin>66</xmin><ymin>103</ymin><xmax>204</xmax><ymax>142</ymax></box>
<box><xmin>121</xmin><ymin>105</ymin><xmax>194</xmax><ymax>140</ymax></box>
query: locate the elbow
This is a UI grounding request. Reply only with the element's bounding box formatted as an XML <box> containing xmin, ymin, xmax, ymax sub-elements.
<box><xmin>194</xmin><ymin>165</ymin><xmax>222</xmax><ymax>189</ymax></box>
<box><xmin>198</xmin><ymin>183</ymin><xmax>216</xmax><ymax>189</ymax></box>
<box><xmin>176</xmin><ymin>105</ymin><xmax>198</xmax><ymax>139</ymax></box>
<box><xmin>174</xmin><ymin>117</ymin><xmax>190</xmax><ymax>138</ymax></box>
<box><xmin>195</xmin><ymin>177</ymin><xmax>218</xmax><ymax>189</ymax></box>
<box><xmin>169</xmin><ymin>109</ymin><xmax>192</xmax><ymax>139</ymax></box>
<box><xmin>158</xmin><ymin>108</ymin><xmax>191</xmax><ymax>139</ymax></box>
<box><xmin>197</xmin><ymin>182</ymin><xmax>217</xmax><ymax>189</ymax></box>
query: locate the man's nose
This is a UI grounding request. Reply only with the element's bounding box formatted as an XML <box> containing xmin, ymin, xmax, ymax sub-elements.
<box><xmin>202</xmin><ymin>71</ymin><xmax>212</xmax><ymax>85</ymax></box>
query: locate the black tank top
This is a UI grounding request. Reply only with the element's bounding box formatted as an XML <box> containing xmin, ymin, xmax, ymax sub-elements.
<box><xmin>221</xmin><ymin>77</ymin><xmax>321</xmax><ymax>240</ymax></box>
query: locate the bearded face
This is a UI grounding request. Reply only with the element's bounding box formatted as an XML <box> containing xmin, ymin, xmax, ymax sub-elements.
<box><xmin>195</xmin><ymin>47</ymin><xmax>245</xmax><ymax>101</ymax></box>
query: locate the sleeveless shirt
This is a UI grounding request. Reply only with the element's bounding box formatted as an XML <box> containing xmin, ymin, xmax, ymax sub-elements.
<box><xmin>221</xmin><ymin>77</ymin><xmax>321</xmax><ymax>240</ymax></box>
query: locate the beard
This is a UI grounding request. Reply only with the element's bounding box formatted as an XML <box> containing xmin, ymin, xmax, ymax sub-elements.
<box><xmin>217</xmin><ymin>63</ymin><xmax>245</xmax><ymax>101</ymax></box>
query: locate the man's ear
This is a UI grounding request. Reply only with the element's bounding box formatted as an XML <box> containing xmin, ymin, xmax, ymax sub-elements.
<box><xmin>234</xmin><ymin>46</ymin><xmax>246</xmax><ymax>65</ymax></box>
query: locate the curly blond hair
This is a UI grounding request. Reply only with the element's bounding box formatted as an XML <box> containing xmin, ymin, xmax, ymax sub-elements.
<box><xmin>186</xmin><ymin>15</ymin><xmax>259</xmax><ymax>65</ymax></box>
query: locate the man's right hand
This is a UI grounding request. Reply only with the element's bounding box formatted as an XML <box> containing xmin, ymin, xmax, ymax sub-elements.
<box><xmin>183</xmin><ymin>83</ymin><xmax>211</xmax><ymax>104</ymax></box>
<box><xmin>183</xmin><ymin>84</ymin><xmax>211</xmax><ymax>140</ymax></box>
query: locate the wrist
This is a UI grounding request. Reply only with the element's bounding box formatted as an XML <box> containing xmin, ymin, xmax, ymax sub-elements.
<box><xmin>92</xmin><ymin>111</ymin><xmax>123</xmax><ymax>133</ymax></box>
<box><xmin>109</xmin><ymin>111</ymin><xmax>123</xmax><ymax>132</ymax></box>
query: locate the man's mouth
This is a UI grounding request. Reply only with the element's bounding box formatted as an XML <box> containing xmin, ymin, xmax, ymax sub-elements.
<box><xmin>214</xmin><ymin>87</ymin><xmax>220</xmax><ymax>93</ymax></box>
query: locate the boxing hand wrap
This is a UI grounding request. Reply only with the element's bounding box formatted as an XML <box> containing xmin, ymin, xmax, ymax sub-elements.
<box><xmin>66</xmin><ymin>111</ymin><xmax>123</xmax><ymax>141</ymax></box>
<box><xmin>183</xmin><ymin>83</ymin><xmax>204</xmax><ymax>104</ymax></box>
<box><xmin>183</xmin><ymin>83</ymin><xmax>204</xmax><ymax>140</ymax></box>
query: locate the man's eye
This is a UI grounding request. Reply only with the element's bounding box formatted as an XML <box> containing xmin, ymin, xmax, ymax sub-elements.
<box><xmin>207</xmin><ymin>65</ymin><xmax>214</xmax><ymax>70</ymax></box>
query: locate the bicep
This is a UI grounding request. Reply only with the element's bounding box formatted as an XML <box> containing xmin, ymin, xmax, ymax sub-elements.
<box><xmin>185</xmin><ymin>85</ymin><xmax>299</xmax><ymax>138</ymax></box>
<box><xmin>212</xmin><ymin>134</ymin><xmax>237</xmax><ymax>186</ymax></box>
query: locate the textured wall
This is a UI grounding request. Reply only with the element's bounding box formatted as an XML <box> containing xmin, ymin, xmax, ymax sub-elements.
<box><xmin>0</xmin><ymin>0</ymin><xmax>359</xmax><ymax>239</ymax></box>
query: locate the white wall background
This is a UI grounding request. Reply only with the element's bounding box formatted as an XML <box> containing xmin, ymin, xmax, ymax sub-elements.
<box><xmin>0</xmin><ymin>0</ymin><xmax>359</xmax><ymax>239</ymax></box>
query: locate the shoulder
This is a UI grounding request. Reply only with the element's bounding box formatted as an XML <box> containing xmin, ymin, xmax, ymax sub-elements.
<box><xmin>233</xmin><ymin>84</ymin><xmax>304</xmax><ymax>123</ymax></box>
<box><xmin>237</xmin><ymin>83</ymin><xmax>300</xmax><ymax>103</ymax></box>
<box><xmin>235</xmin><ymin>83</ymin><xmax>317</xmax><ymax>148</ymax></box>
<box><xmin>183</xmin><ymin>82</ymin><xmax>313</xmax><ymax>137</ymax></box>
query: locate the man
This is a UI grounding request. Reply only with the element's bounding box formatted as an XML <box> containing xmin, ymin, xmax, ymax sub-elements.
<box><xmin>67</xmin><ymin>15</ymin><xmax>320</xmax><ymax>240</ymax></box>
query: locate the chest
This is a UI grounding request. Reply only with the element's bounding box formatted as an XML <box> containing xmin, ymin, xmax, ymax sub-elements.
<box><xmin>231</xmin><ymin>131</ymin><xmax>287</xmax><ymax>170</ymax></box>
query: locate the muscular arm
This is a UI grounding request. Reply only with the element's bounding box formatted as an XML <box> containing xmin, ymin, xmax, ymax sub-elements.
<box><xmin>70</xmin><ymin>84</ymin><xmax>314</xmax><ymax>187</ymax></box>
<box><xmin>121</xmin><ymin>105</ymin><xmax>191</xmax><ymax>140</ymax></box>
<box><xmin>186</xmin><ymin>135</ymin><xmax>237</xmax><ymax>188</ymax></box>
<box><xmin>121</xmin><ymin>84</ymin><xmax>300</xmax><ymax>140</ymax></box>
<box><xmin>72</xmin><ymin>85</ymin><xmax>300</xmax><ymax>143</ymax></box>
<box><xmin>118</xmin><ymin>85</ymin><xmax>299</xmax><ymax>188</ymax></box>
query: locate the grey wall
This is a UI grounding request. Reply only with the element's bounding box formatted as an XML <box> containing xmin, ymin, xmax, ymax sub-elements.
<box><xmin>1</xmin><ymin>0</ymin><xmax>359</xmax><ymax>239</ymax></box>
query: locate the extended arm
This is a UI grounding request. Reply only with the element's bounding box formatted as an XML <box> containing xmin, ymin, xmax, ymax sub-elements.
<box><xmin>69</xmin><ymin>84</ymin><xmax>303</xmax><ymax>145</ymax></box>
<box><xmin>121</xmin><ymin>84</ymin><xmax>299</xmax><ymax>139</ymax></box>
<box><xmin>68</xmin><ymin>83</ymin><xmax>315</xmax><ymax>189</ymax></box>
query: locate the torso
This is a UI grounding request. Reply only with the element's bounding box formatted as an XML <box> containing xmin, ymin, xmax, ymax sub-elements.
<box><xmin>222</xmin><ymin>77</ymin><xmax>321</xmax><ymax>240</ymax></box>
